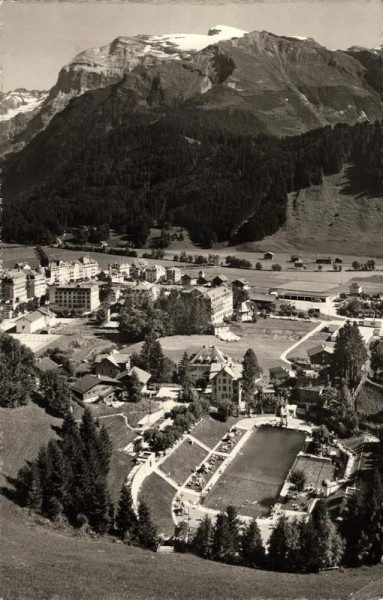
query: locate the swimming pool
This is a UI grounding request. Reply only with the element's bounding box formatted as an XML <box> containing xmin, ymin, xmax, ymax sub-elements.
<box><xmin>204</xmin><ymin>426</ymin><xmax>306</xmax><ymax>518</ymax></box>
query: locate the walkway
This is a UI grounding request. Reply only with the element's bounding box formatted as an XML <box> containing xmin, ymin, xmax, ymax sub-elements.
<box><xmin>279</xmin><ymin>320</ymin><xmax>325</xmax><ymax>366</ymax></box>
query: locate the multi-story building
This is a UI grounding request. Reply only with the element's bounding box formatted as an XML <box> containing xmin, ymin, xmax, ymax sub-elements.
<box><xmin>166</xmin><ymin>266</ymin><xmax>182</xmax><ymax>284</ymax></box>
<box><xmin>94</xmin><ymin>350</ymin><xmax>131</xmax><ymax>378</ymax></box>
<box><xmin>203</xmin><ymin>285</ymin><xmax>233</xmax><ymax>324</ymax></box>
<box><xmin>47</xmin><ymin>256</ymin><xmax>99</xmax><ymax>284</ymax></box>
<box><xmin>211</xmin><ymin>362</ymin><xmax>243</xmax><ymax>406</ymax></box>
<box><xmin>144</xmin><ymin>264</ymin><xmax>166</xmax><ymax>283</ymax></box>
<box><xmin>1</xmin><ymin>270</ymin><xmax>28</xmax><ymax>306</ymax></box>
<box><xmin>109</xmin><ymin>263</ymin><xmax>131</xmax><ymax>278</ymax></box>
<box><xmin>26</xmin><ymin>271</ymin><xmax>47</xmax><ymax>299</ymax></box>
<box><xmin>188</xmin><ymin>344</ymin><xmax>230</xmax><ymax>381</ymax></box>
<box><xmin>127</xmin><ymin>281</ymin><xmax>159</xmax><ymax>306</ymax></box>
<box><xmin>49</xmin><ymin>283</ymin><xmax>100</xmax><ymax>312</ymax></box>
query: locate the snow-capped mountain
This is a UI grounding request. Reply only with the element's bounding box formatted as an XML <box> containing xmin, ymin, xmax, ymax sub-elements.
<box><xmin>0</xmin><ymin>89</ymin><xmax>48</xmax><ymax>121</ymax></box>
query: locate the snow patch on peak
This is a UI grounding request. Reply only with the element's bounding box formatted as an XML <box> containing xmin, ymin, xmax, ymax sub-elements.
<box><xmin>147</xmin><ymin>25</ymin><xmax>248</xmax><ymax>53</ymax></box>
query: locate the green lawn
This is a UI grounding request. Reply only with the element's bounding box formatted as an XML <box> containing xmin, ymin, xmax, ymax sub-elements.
<box><xmin>159</xmin><ymin>440</ymin><xmax>208</xmax><ymax>486</ymax></box>
<box><xmin>357</xmin><ymin>382</ymin><xmax>383</xmax><ymax>422</ymax></box>
<box><xmin>205</xmin><ymin>427</ymin><xmax>306</xmax><ymax>519</ymax></box>
<box><xmin>192</xmin><ymin>415</ymin><xmax>239</xmax><ymax>449</ymax></box>
<box><xmin>139</xmin><ymin>472</ymin><xmax>176</xmax><ymax>538</ymax></box>
<box><xmin>128</xmin><ymin>320</ymin><xmax>316</xmax><ymax>372</ymax></box>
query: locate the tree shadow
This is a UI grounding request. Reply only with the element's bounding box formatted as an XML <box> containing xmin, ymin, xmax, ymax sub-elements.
<box><xmin>1</xmin><ymin>473</ymin><xmax>27</xmax><ymax>506</ymax></box>
<box><xmin>340</xmin><ymin>164</ymin><xmax>380</xmax><ymax>200</ymax></box>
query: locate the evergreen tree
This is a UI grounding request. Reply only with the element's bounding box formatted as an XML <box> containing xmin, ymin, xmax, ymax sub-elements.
<box><xmin>43</xmin><ymin>441</ymin><xmax>68</xmax><ymax>520</ymax></box>
<box><xmin>309</xmin><ymin>501</ymin><xmax>344</xmax><ymax>570</ymax></box>
<box><xmin>331</xmin><ymin>321</ymin><xmax>367</xmax><ymax>387</ymax></box>
<box><xmin>267</xmin><ymin>515</ymin><xmax>290</xmax><ymax>571</ymax></box>
<box><xmin>178</xmin><ymin>352</ymin><xmax>190</xmax><ymax>385</ymax></box>
<box><xmin>39</xmin><ymin>370</ymin><xmax>71</xmax><ymax>417</ymax></box>
<box><xmin>25</xmin><ymin>463</ymin><xmax>43</xmax><ymax>512</ymax></box>
<box><xmin>192</xmin><ymin>515</ymin><xmax>213</xmax><ymax>558</ymax></box>
<box><xmin>211</xmin><ymin>512</ymin><xmax>232</xmax><ymax>562</ymax></box>
<box><xmin>136</xmin><ymin>500</ymin><xmax>158</xmax><ymax>551</ymax></box>
<box><xmin>96</xmin><ymin>425</ymin><xmax>113</xmax><ymax>477</ymax></box>
<box><xmin>125</xmin><ymin>372</ymin><xmax>142</xmax><ymax>403</ymax></box>
<box><xmin>240</xmin><ymin>519</ymin><xmax>265</xmax><ymax>568</ymax></box>
<box><xmin>242</xmin><ymin>349</ymin><xmax>261</xmax><ymax>408</ymax></box>
<box><xmin>115</xmin><ymin>485</ymin><xmax>137</xmax><ymax>541</ymax></box>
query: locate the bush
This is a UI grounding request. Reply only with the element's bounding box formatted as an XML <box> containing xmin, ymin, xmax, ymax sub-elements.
<box><xmin>289</xmin><ymin>469</ymin><xmax>306</xmax><ymax>491</ymax></box>
<box><xmin>272</xmin><ymin>263</ymin><xmax>282</xmax><ymax>271</ymax></box>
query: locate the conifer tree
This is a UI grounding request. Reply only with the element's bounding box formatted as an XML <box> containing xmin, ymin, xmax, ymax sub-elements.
<box><xmin>331</xmin><ymin>321</ymin><xmax>367</xmax><ymax>387</ymax></box>
<box><xmin>43</xmin><ymin>441</ymin><xmax>68</xmax><ymax>520</ymax></box>
<box><xmin>136</xmin><ymin>500</ymin><xmax>158</xmax><ymax>551</ymax></box>
<box><xmin>211</xmin><ymin>512</ymin><xmax>232</xmax><ymax>562</ymax></box>
<box><xmin>242</xmin><ymin>349</ymin><xmax>261</xmax><ymax>406</ymax></box>
<box><xmin>115</xmin><ymin>485</ymin><xmax>137</xmax><ymax>541</ymax></box>
<box><xmin>192</xmin><ymin>515</ymin><xmax>213</xmax><ymax>559</ymax></box>
<box><xmin>178</xmin><ymin>352</ymin><xmax>189</xmax><ymax>386</ymax></box>
<box><xmin>25</xmin><ymin>463</ymin><xmax>43</xmax><ymax>512</ymax></box>
<box><xmin>96</xmin><ymin>425</ymin><xmax>113</xmax><ymax>477</ymax></box>
<box><xmin>240</xmin><ymin>519</ymin><xmax>265</xmax><ymax>568</ymax></box>
<box><xmin>267</xmin><ymin>515</ymin><xmax>290</xmax><ymax>571</ymax></box>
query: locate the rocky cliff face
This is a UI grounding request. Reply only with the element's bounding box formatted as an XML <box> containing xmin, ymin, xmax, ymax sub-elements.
<box><xmin>0</xmin><ymin>89</ymin><xmax>47</xmax><ymax>157</ymax></box>
<box><xmin>3</xmin><ymin>27</ymin><xmax>383</xmax><ymax>160</ymax></box>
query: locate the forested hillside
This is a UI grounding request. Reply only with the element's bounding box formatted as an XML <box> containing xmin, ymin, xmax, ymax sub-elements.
<box><xmin>3</xmin><ymin>115</ymin><xmax>382</xmax><ymax>247</ymax></box>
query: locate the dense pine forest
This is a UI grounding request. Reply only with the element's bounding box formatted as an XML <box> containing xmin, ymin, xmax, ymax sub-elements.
<box><xmin>3</xmin><ymin>115</ymin><xmax>382</xmax><ymax>247</ymax></box>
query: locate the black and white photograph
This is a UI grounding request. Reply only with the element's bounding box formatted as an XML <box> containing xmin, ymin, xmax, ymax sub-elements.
<box><xmin>1</xmin><ymin>1</ymin><xmax>382</xmax><ymax>598</ymax></box>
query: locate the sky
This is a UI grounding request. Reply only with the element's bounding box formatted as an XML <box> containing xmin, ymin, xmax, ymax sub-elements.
<box><xmin>2</xmin><ymin>1</ymin><xmax>383</xmax><ymax>91</ymax></box>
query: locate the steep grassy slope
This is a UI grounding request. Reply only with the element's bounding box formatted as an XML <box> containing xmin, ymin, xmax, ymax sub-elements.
<box><xmin>1</xmin><ymin>404</ymin><xmax>383</xmax><ymax>599</ymax></box>
<box><xmin>248</xmin><ymin>166</ymin><xmax>383</xmax><ymax>256</ymax></box>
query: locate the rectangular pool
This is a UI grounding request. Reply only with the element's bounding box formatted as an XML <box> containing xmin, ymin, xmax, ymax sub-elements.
<box><xmin>204</xmin><ymin>426</ymin><xmax>306</xmax><ymax>518</ymax></box>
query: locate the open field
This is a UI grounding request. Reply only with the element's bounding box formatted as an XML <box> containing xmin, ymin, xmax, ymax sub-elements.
<box><xmin>205</xmin><ymin>427</ymin><xmax>306</xmax><ymax>519</ymax></box>
<box><xmin>139</xmin><ymin>473</ymin><xmax>176</xmax><ymax>538</ymax></box>
<box><xmin>4</xmin><ymin>245</ymin><xmax>383</xmax><ymax>289</ymax></box>
<box><xmin>160</xmin><ymin>440</ymin><xmax>208</xmax><ymax>486</ymax></box>
<box><xmin>192</xmin><ymin>415</ymin><xmax>240</xmax><ymax>449</ymax></box>
<box><xmin>128</xmin><ymin>320</ymin><xmax>317</xmax><ymax>372</ymax></box>
<box><xmin>1</xmin><ymin>405</ymin><xmax>383</xmax><ymax>599</ymax></box>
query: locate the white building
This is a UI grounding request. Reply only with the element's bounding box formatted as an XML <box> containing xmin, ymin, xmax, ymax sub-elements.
<box><xmin>144</xmin><ymin>264</ymin><xmax>166</xmax><ymax>283</ymax></box>
<box><xmin>26</xmin><ymin>271</ymin><xmax>47</xmax><ymax>299</ymax></box>
<box><xmin>15</xmin><ymin>307</ymin><xmax>56</xmax><ymax>334</ymax></box>
<box><xmin>211</xmin><ymin>362</ymin><xmax>242</xmax><ymax>405</ymax></box>
<box><xmin>49</xmin><ymin>283</ymin><xmax>100</xmax><ymax>312</ymax></box>
<box><xmin>276</xmin><ymin>281</ymin><xmax>336</xmax><ymax>313</ymax></box>
<box><xmin>1</xmin><ymin>270</ymin><xmax>28</xmax><ymax>306</ymax></box>
<box><xmin>166</xmin><ymin>266</ymin><xmax>182</xmax><ymax>284</ymax></box>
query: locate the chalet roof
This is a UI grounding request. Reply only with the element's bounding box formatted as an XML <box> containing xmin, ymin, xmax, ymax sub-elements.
<box><xmin>269</xmin><ymin>365</ymin><xmax>290</xmax><ymax>375</ymax></box>
<box><xmin>190</xmin><ymin>345</ymin><xmax>229</xmax><ymax>366</ymax></box>
<box><xmin>71</xmin><ymin>374</ymin><xmax>119</xmax><ymax>394</ymax></box>
<box><xmin>117</xmin><ymin>366</ymin><xmax>151</xmax><ymax>385</ymax></box>
<box><xmin>232</xmin><ymin>279</ymin><xmax>249</xmax><ymax>286</ymax></box>
<box><xmin>17</xmin><ymin>307</ymin><xmax>54</xmax><ymax>324</ymax></box>
<box><xmin>95</xmin><ymin>352</ymin><xmax>130</xmax><ymax>367</ymax></box>
<box><xmin>212</xmin><ymin>275</ymin><xmax>228</xmax><ymax>282</ymax></box>
<box><xmin>307</xmin><ymin>344</ymin><xmax>334</xmax><ymax>357</ymax></box>
<box><xmin>35</xmin><ymin>357</ymin><xmax>61</xmax><ymax>373</ymax></box>
<box><xmin>251</xmin><ymin>293</ymin><xmax>276</xmax><ymax>303</ymax></box>
<box><xmin>211</xmin><ymin>362</ymin><xmax>242</xmax><ymax>381</ymax></box>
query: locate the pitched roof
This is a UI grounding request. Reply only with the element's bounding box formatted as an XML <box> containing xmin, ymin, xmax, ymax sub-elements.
<box><xmin>71</xmin><ymin>374</ymin><xmax>119</xmax><ymax>394</ymax></box>
<box><xmin>307</xmin><ymin>344</ymin><xmax>334</xmax><ymax>357</ymax></box>
<box><xmin>35</xmin><ymin>357</ymin><xmax>61</xmax><ymax>373</ymax></box>
<box><xmin>95</xmin><ymin>352</ymin><xmax>130</xmax><ymax>367</ymax></box>
<box><xmin>190</xmin><ymin>345</ymin><xmax>229</xmax><ymax>366</ymax></box>
<box><xmin>117</xmin><ymin>366</ymin><xmax>151</xmax><ymax>385</ymax></box>
<box><xmin>17</xmin><ymin>307</ymin><xmax>54</xmax><ymax>324</ymax></box>
<box><xmin>210</xmin><ymin>362</ymin><xmax>242</xmax><ymax>381</ymax></box>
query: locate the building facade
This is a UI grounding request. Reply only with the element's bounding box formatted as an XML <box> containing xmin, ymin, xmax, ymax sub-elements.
<box><xmin>49</xmin><ymin>283</ymin><xmax>100</xmax><ymax>312</ymax></box>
